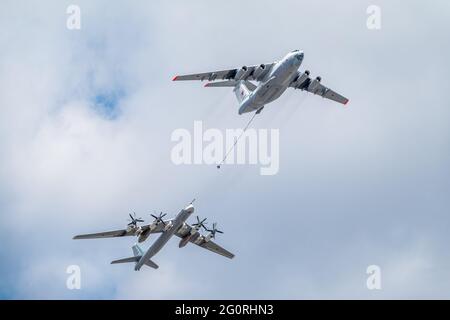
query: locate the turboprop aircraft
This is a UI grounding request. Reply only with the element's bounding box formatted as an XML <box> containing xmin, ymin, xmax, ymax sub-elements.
<box><xmin>173</xmin><ymin>50</ymin><xmax>349</xmax><ymax>114</ymax></box>
<box><xmin>73</xmin><ymin>200</ymin><xmax>234</xmax><ymax>270</ymax></box>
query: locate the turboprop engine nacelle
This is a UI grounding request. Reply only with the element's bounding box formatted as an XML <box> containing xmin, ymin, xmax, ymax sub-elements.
<box><xmin>178</xmin><ymin>232</ymin><xmax>200</xmax><ymax>248</ymax></box>
<box><xmin>179</xmin><ymin>236</ymin><xmax>189</xmax><ymax>248</ymax></box>
<box><xmin>137</xmin><ymin>229</ymin><xmax>152</xmax><ymax>243</ymax></box>
<box><xmin>204</xmin><ymin>233</ymin><xmax>213</xmax><ymax>242</ymax></box>
<box><xmin>164</xmin><ymin>221</ymin><xmax>173</xmax><ymax>231</ymax></box>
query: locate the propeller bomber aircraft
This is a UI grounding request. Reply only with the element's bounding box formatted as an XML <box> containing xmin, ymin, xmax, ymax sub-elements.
<box><xmin>73</xmin><ymin>200</ymin><xmax>234</xmax><ymax>271</ymax></box>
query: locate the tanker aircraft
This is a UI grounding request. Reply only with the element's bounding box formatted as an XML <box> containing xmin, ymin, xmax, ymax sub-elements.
<box><xmin>173</xmin><ymin>50</ymin><xmax>349</xmax><ymax>114</ymax></box>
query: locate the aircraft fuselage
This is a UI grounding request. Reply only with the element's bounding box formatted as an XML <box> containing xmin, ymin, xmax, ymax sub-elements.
<box><xmin>238</xmin><ymin>50</ymin><xmax>304</xmax><ymax>114</ymax></box>
<box><xmin>134</xmin><ymin>204</ymin><xmax>194</xmax><ymax>270</ymax></box>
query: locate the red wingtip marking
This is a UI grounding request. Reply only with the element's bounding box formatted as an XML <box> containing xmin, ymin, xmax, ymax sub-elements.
<box><xmin>204</xmin><ymin>83</ymin><xmax>209</xmax><ymax>87</ymax></box>
<box><xmin>344</xmin><ymin>100</ymin><xmax>349</xmax><ymax>106</ymax></box>
<box><xmin>172</xmin><ymin>76</ymin><xmax>178</xmax><ymax>81</ymax></box>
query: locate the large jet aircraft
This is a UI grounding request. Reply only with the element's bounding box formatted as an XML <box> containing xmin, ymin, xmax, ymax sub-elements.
<box><xmin>73</xmin><ymin>201</ymin><xmax>234</xmax><ymax>270</ymax></box>
<box><xmin>173</xmin><ymin>50</ymin><xmax>349</xmax><ymax>114</ymax></box>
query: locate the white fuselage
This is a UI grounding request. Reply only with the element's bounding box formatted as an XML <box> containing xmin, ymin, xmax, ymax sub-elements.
<box><xmin>238</xmin><ymin>51</ymin><xmax>304</xmax><ymax>114</ymax></box>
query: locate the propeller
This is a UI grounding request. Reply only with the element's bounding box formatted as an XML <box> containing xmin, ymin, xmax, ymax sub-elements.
<box><xmin>192</xmin><ymin>216</ymin><xmax>208</xmax><ymax>230</ymax></box>
<box><xmin>127</xmin><ymin>212</ymin><xmax>144</xmax><ymax>227</ymax></box>
<box><xmin>207</xmin><ymin>222</ymin><xmax>224</xmax><ymax>239</ymax></box>
<box><xmin>151</xmin><ymin>211</ymin><xmax>167</xmax><ymax>226</ymax></box>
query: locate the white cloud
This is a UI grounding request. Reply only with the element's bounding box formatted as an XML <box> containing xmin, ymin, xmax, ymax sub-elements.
<box><xmin>0</xmin><ymin>0</ymin><xmax>449</xmax><ymax>299</ymax></box>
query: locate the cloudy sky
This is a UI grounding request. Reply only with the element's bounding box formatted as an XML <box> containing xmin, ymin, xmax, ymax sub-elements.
<box><xmin>0</xmin><ymin>0</ymin><xmax>449</xmax><ymax>299</ymax></box>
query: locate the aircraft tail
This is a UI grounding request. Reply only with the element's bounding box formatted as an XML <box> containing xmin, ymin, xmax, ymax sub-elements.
<box><xmin>233</xmin><ymin>80</ymin><xmax>256</xmax><ymax>103</ymax></box>
<box><xmin>111</xmin><ymin>244</ymin><xmax>159</xmax><ymax>269</ymax></box>
<box><xmin>204</xmin><ymin>80</ymin><xmax>237</xmax><ymax>87</ymax></box>
<box><xmin>205</xmin><ymin>80</ymin><xmax>256</xmax><ymax>104</ymax></box>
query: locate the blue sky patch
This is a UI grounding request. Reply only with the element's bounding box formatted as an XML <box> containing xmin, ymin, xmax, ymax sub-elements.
<box><xmin>92</xmin><ymin>90</ymin><xmax>125</xmax><ymax>120</ymax></box>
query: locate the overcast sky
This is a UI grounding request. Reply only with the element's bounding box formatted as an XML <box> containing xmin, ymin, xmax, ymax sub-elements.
<box><xmin>0</xmin><ymin>0</ymin><xmax>449</xmax><ymax>299</ymax></box>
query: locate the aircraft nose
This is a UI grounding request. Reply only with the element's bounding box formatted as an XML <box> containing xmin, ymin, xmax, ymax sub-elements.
<box><xmin>292</xmin><ymin>51</ymin><xmax>303</xmax><ymax>63</ymax></box>
<box><xmin>185</xmin><ymin>204</ymin><xmax>195</xmax><ymax>213</ymax></box>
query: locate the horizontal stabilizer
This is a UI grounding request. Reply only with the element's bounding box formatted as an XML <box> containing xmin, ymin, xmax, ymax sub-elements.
<box><xmin>204</xmin><ymin>80</ymin><xmax>237</xmax><ymax>87</ymax></box>
<box><xmin>144</xmin><ymin>259</ymin><xmax>159</xmax><ymax>269</ymax></box>
<box><xmin>111</xmin><ymin>256</ymin><xmax>140</xmax><ymax>264</ymax></box>
<box><xmin>111</xmin><ymin>244</ymin><xmax>144</xmax><ymax>265</ymax></box>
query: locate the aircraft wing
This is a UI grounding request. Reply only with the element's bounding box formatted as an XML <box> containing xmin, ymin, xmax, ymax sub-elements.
<box><xmin>173</xmin><ymin>63</ymin><xmax>275</xmax><ymax>82</ymax></box>
<box><xmin>73</xmin><ymin>220</ymin><xmax>173</xmax><ymax>240</ymax></box>
<box><xmin>290</xmin><ymin>71</ymin><xmax>349</xmax><ymax>105</ymax></box>
<box><xmin>197</xmin><ymin>240</ymin><xmax>235</xmax><ymax>259</ymax></box>
<box><xmin>174</xmin><ymin>223</ymin><xmax>234</xmax><ymax>259</ymax></box>
<box><xmin>73</xmin><ymin>229</ymin><xmax>133</xmax><ymax>239</ymax></box>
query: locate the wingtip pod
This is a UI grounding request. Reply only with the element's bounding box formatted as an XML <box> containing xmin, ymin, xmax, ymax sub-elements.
<box><xmin>344</xmin><ymin>99</ymin><xmax>349</xmax><ymax>106</ymax></box>
<box><xmin>172</xmin><ymin>75</ymin><xmax>179</xmax><ymax>81</ymax></box>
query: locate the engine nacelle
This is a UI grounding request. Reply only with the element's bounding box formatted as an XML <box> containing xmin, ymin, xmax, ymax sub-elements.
<box><xmin>308</xmin><ymin>78</ymin><xmax>321</xmax><ymax>92</ymax></box>
<box><xmin>126</xmin><ymin>225</ymin><xmax>137</xmax><ymax>233</ymax></box>
<box><xmin>234</xmin><ymin>66</ymin><xmax>248</xmax><ymax>80</ymax></box>
<box><xmin>204</xmin><ymin>233</ymin><xmax>213</xmax><ymax>242</ymax></box>
<box><xmin>138</xmin><ymin>229</ymin><xmax>151</xmax><ymax>243</ymax></box>
<box><xmin>164</xmin><ymin>221</ymin><xmax>173</xmax><ymax>231</ymax></box>
<box><xmin>293</xmin><ymin>72</ymin><xmax>309</xmax><ymax>87</ymax></box>
<box><xmin>190</xmin><ymin>226</ymin><xmax>200</xmax><ymax>235</ymax></box>
<box><xmin>252</xmin><ymin>64</ymin><xmax>267</xmax><ymax>80</ymax></box>
<box><xmin>179</xmin><ymin>236</ymin><xmax>189</xmax><ymax>248</ymax></box>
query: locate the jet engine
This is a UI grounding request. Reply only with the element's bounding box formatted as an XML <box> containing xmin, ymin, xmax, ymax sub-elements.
<box><xmin>292</xmin><ymin>71</ymin><xmax>309</xmax><ymax>87</ymax></box>
<box><xmin>308</xmin><ymin>76</ymin><xmax>322</xmax><ymax>92</ymax></box>
<box><xmin>234</xmin><ymin>66</ymin><xmax>249</xmax><ymax>80</ymax></box>
<box><xmin>252</xmin><ymin>64</ymin><xmax>267</xmax><ymax>80</ymax></box>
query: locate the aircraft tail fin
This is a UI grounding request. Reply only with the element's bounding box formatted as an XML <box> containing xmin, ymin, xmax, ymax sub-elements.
<box><xmin>132</xmin><ymin>244</ymin><xmax>144</xmax><ymax>257</ymax></box>
<box><xmin>233</xmin><ymin>80</ymin><xmax>255</xmax><ymax>103</ymax></box>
